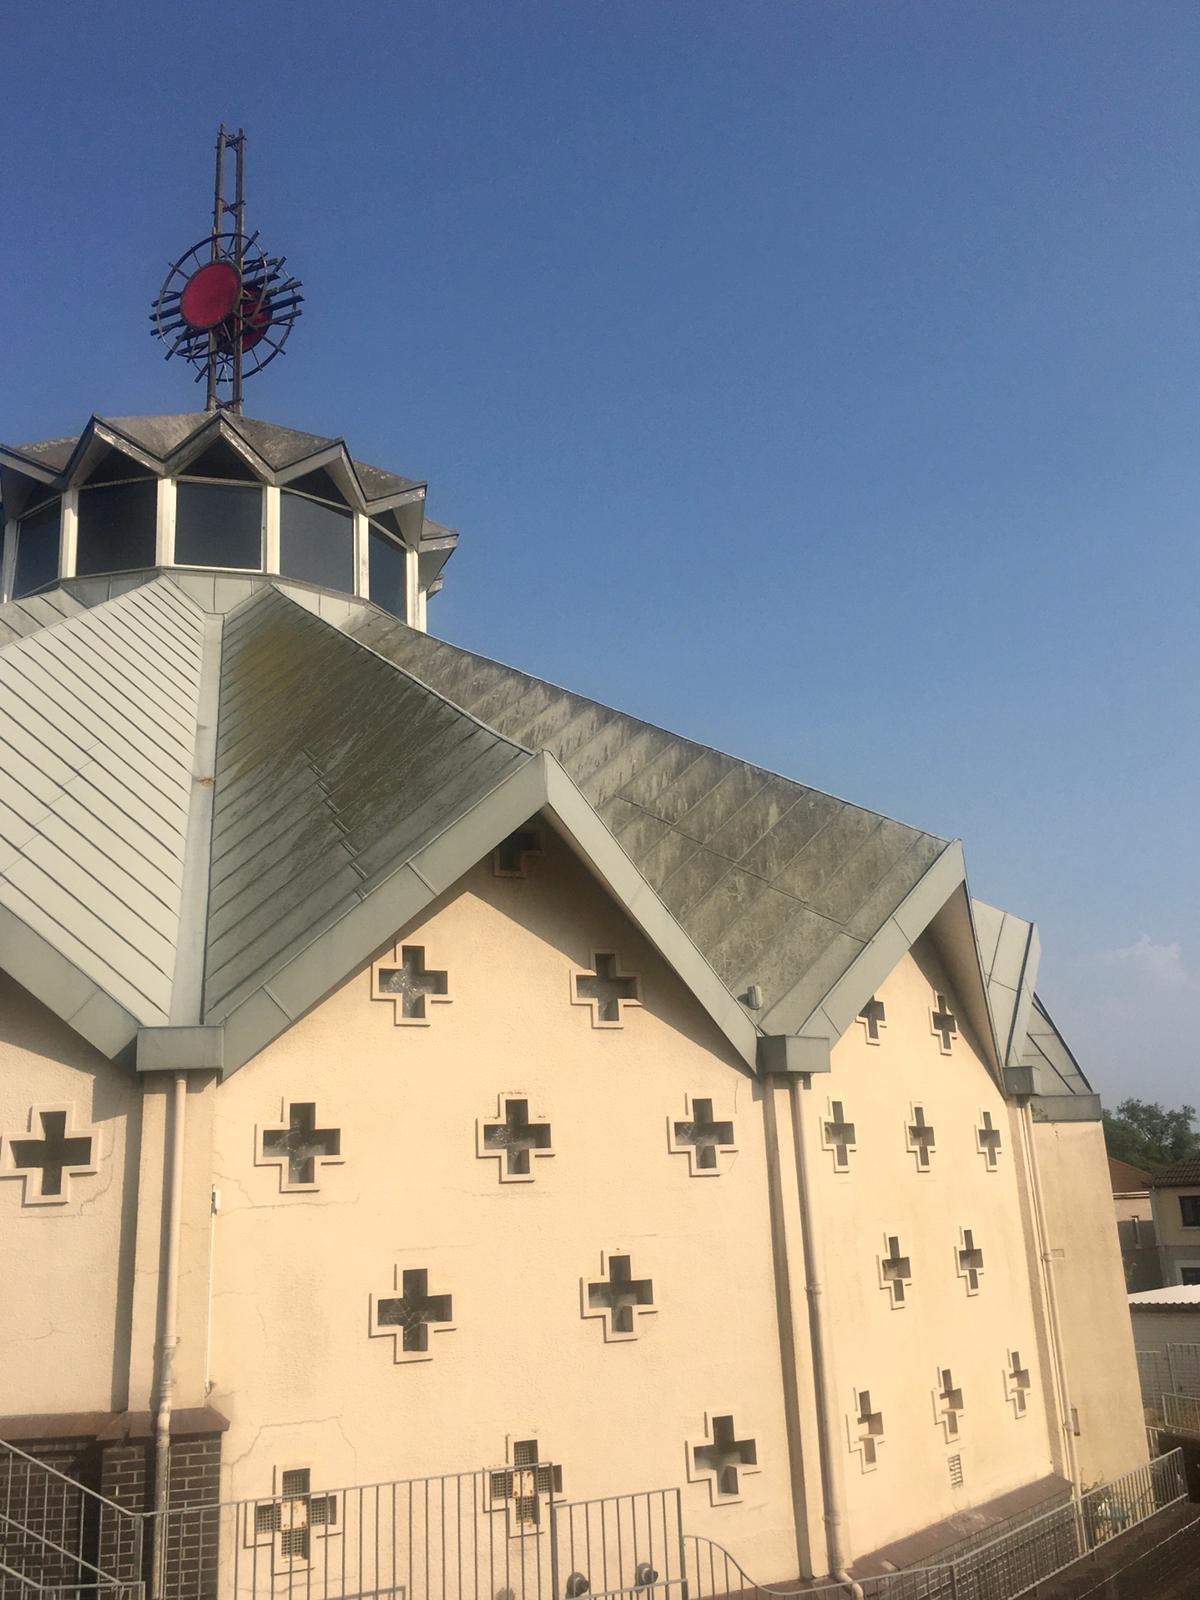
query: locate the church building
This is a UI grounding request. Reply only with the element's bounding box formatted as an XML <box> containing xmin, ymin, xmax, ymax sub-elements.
<box><xmin>0</xmin><ymin>132</ymin><xmax>1151</xmax><ymax>1600</ymax></box>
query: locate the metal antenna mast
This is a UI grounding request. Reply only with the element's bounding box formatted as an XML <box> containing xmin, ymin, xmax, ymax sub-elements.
<box><xmin>209</xmin><ymin>126</ymin><xmax>246</xmax><ymax>411</ymax></box>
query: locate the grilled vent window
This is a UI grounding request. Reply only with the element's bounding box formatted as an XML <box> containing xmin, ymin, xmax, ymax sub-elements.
<box><xmin>255</xmin><ymin>1504</ymin><xmax>281</xmax><ymax>1534</ymax></box>
<box><xmin>75</xmin><ymin>480</ymin><xmax>157</xmax><ymax>576</ymax></box>
<box><xmin>368</xmin><ymin>526</ymin><xmax>408</xmax><ymax>619</ymax></box>
<box><xmin>280</xmin><ymin>1528</ymin><xmax>310</xmax><ymax>1561</ymax></box>
<box><xmin>175</xmin><ymin>482</ymin><xmax>263</xmax><ymax>569</ymax></box>
<box><xmin>948</xmin><ymin>1454</ymin><xmax>964</xmax><ymax>1488</ymax></box>
<box><xmin>282</xmin><ymin>1469</ymin><xmax>310</xmax><ymax>1499</ymax></box>
<box><xmin>13</xmin><ymin>501</ymin><xmax>60</xmax><ymax>598</ymax></box>
<box><xmin>280</xmin><ymin>492</ymin><xmax>354</xmax><ymax>591</ymax></box>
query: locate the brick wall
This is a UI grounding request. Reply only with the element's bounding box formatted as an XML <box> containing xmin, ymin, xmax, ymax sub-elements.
<box><xmin>1</xmin><ymin>1414</ymin><xmax>225</xmax><ymax>1600</ymax></box>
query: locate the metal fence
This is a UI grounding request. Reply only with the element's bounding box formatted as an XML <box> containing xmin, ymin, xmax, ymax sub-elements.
<box><xmin>1160</xmin><ymin>1392</ymin><xmax>1200</xmax><ymax>1434</ymax></box>
<box><xmin>1135</xmin><ymin>1342</ymin><xmax>1200</xmax><ymax>1411</ymax></box>
<box><xmin>1</xmin><ymin>1436</ymin><xmax>1189</xmax><ymax>1600</ymax></box>
<box><xmin>145</xmin><ymin>1470</ymin><xmax>684</xmax><ymax>1600</ymax></box>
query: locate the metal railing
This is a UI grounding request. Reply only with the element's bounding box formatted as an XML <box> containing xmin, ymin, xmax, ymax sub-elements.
<box><xmin>685</xmin><ymin>1451</ymin><xmax>1188</xmax><ymax>1600</ymax></box>
<box><xmin>1160</xmin><ymin>1391</ymin><xmax>1200</xmax><ymax>1434</ymax></box>
<box><xmin>0</xmin><ymin>1443</ymin><xmax>144</xmax><ymax>1600</ymax></box>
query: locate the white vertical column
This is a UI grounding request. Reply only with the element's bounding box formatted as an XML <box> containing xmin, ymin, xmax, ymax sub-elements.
<box><xmin>353</xmin><ymin>512</ymin><xmax>370</xmax><ymax>598</ymax></box>
<box><xmin>60</xmin><ymin>490</ymin><xmax>79</xmax><ymax>579</ymax></box>
<box><xmin>1</xmin><ymin>519</ymin><xmax>17</xmax><ymax>603</ymax></box>
<box><xmin>155</xmin><ymin>478</ymin><xmax>176</xmax><ymax>567</ymax></box>
<box><xmin>264</xmin><ymin>486</ymin><xmax>281</xmax><ymax>574</ymax></box>
<box><xmin>405</xmin><ymin>544</ymin><xmax>421</xmax><ymax>630</ymax></box>
<box><xmin>416</xmin><ymin>584</ymin><xmax>427</xmax><ymax>632</ymax></box>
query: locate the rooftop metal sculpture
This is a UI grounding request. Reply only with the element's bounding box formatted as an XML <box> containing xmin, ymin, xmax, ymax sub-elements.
<box><xmin>150</xmin><ymin>126</ymin><xmax>303</xmax><ymax>413</ymax></box>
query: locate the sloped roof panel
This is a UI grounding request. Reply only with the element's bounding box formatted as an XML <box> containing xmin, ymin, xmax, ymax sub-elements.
<box><xmin>1019</xmin><ymin>993</ymin><xmax>1093</xmax><ymax>1096</ymax></box>
<box><xmin>203</xmin><ymin>586</ymin><xmax>534</xmax><ymax>1024</ymax></box>
<box><xmin>0</xmin><ymin>578</ymin><xmax>204</xmax><ymax>1024</ymax></box>
<box><xmin>333</xmin><ymin>611</ymin><xmax>947</xmax><ymax>1017</ymax></box>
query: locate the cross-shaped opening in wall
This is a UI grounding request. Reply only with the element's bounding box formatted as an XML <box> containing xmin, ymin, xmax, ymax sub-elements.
<box><xmin>488</xmin><ymin>1440</ymin><xmax>562</xmax><ymax>1533</ymax></box>
<box><xmin>480</xmin><ymin>1097</ymin><xmax>553</xmax><ymax>1180</ymax></box>
<box><xmin>4</xmin><ymin>1108</ymin><xmax>96</xmax><ymax>1202</ymax></box>
<box><xmin>573</xmin><ymin>953</ymin><xmax>641</xmax><ymax>1025</ymax></box>
<box><xmin>375</xmin><ymin>945</ymin><xmax>450</xmax><ymax>1022</ymax></box>
<box><xmin>254</xmin><ymin>1469</ymin><xmax>338</xmax><ymax>1567</ymax></box>
<box><xmin>1007</xmin><ymin>1352</ymin><xmax>1031</xmax><ymax>1416</ymax></box>
<box><xmin>260</xmin><ymin>1103</ymin><xmax>341</xmax><ymax>1187</ymax></box>
<box><xmin>691</xmin><ymin>1416</ymin><xmax>758</xmax><ymax>1501</ymax></box>
<box><xmin>957</xmin><ymin>1229</ymin><xmax>984</xmax><ymax>1294</ymax></box>
<box><xmin>823</xmin><ymin>1102</ymin><xmax>856</xmax><ymax>1170</ymax></box>
<box><xmin>937</xmin><ymin>1370</ymin><xmax>964</xmax><ymax>1438</ymax></box>
<box><xmin>977</xmin><ymin>1111</ymin><xmax>1002</xmax><ymax>1170</ymax></box>
<box><xmin>583</xmin><ymin>1253</ymin><xmax>655</xmax><ymax>1340</ymax></box>
<box><xmin>931</xmin><ymin>994</ymin><xmax>958</xmax><ymax>1053</ymax></box>
<box><xmin>880</xmin><ymin>1236</ymin><xmax>912</xmax><ymax>1307</ymax></box>
<box><xmin>375</xmin><ymin>1269</ymin><xmax>454</xmax><ymax>1357</ymax></box>
<box><xmin>853</xmin><ymin>1391</ymin><xmax>884</xmax><ymax>1467</ymax></box>
<box><xmin>906</xmin><ymin>1106</ymin><xmax>936</xmax><ymax>1171</ymax></box>
<box><xmin>493</xmin><ymin>827</ymin><xmax>544</xmax><ymax>877</ymax></box>
<box><xmin>671</xmin><ymin>1098</ymin><xmax>735</xmax><ymax>1174</ymax></box>
<box><xmin>858</xmin><ymin>998</ymin><xmax>887</xmax><ymax>1043</ymax></box>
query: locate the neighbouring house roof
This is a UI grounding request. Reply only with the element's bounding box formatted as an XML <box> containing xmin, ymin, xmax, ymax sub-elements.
<box><xmin>1128</xmin><ymin>1285</ymin><xmax>1200</xmax><ymax>1309</ymax></box>
<box><xmin>1147</xmin><ymin>1153</ymin><xmax>1200</xmax><ymax>1188</ymax></box>
<box><xmin>0</xmin><ymin>562</ymin><xmax>1100</xmax><ymax>1091</ymax></box>
<box><xmin>1109</xmin><ymin>1156</ymin><xmax>1152</xmax><ymax>1194</ymax></box>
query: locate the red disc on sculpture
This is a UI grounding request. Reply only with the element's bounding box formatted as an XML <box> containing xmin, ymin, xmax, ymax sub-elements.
<box><xmin>179</xmin><ymin>261</ymin><xmax>242</xmax><ymax>331</ymax></box>
<box><xmin>239</xmin><ymin>294</ymin><xmax>272</xmax><ymax>350</ymax></box>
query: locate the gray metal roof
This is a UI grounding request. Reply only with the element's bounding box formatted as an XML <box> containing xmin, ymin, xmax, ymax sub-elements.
<box><xmin>3</xmin><ymin>414</ymin><xmax>423</xmax><ymax>506</ymax></box>
<box><xmin>330</xmin><ymin>611</ymin><xmax>947</xmax><ymax>1023</ymax></box>
<box><xmin>0</xmin><ymin>567</ymin><xmax>1097</xmax><ymax>1094</ymax></box>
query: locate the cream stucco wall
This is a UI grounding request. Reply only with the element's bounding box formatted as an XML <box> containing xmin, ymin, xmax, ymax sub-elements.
<box><xmin>813</xmin><ymin>936</ymin><xmax>1057</xmax><ymax>1559</ymax></box>
<box><xmin>0</xmin><ymin>971</ymin><xmax>141</xmax><ymax>1415</ymax></box>
<box><xmin>209</xmin><ymin>831</ymin><xmax>802</xmax><ymax>1582</ymax></box>
<box><xmin>1028</xmin><ymin>1119</ymin><xmax>1147</xmax><ymax>1486</ymax></box>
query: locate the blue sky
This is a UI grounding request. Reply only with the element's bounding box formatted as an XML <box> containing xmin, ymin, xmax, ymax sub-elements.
<box><xmin>2</xmin><ymin>3</ymin><xmax>1197</xmax><ymax>1108</ymax></box>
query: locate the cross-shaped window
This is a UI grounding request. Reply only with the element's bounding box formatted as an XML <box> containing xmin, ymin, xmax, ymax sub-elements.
<box><xmin>935</xmin><ymin>1369</ymin><xmax>964</xmax><ymax>1440</ymax></box>
<box><xmin>258</xmin><ymin>1102</ymin><xmax>342</xmax><ymax>1191</ymax></box>
<box><xmin>857</xmin><ymin>998</ymin><xmax>886</xmax><ymax>1044</ymax></box>
<box><xmin>478</xmin><ymin>1094</ymin><xmax>553</xmax><ymax>1182</ymax></box>
<box><xmin>688</xmin><ymin>1414</ymin><xmax>759</xmax><ymax>1505</ymax></box>
<box><xmin>1</xmin><ymin>1104</ymin><xmax>97</xmax><ymax>1206</ymax></box>
<box><xmin>879</xmin><ymin>1235</ymin><xmax>912</xmax><ymax>1308</ymax></box>
<box><xmin>493</xmin><ymin>826</ymin><xmax>544</xmax><ymax>878</ymax></box>
<box><xmin>822</xmin><ymin>1101</ymin><xmax>856</xmax><ymax>1171</ymax></box>
<box><xmin>956</xmin><ymin>1229</ymin><xmax>984</xmax><ymax>1295</ymax></box>
<box><xmin>253</xmin><ymin>1469</ymin><xmax>338</xmax><ymax>1569</ymax></box>
<box><xmin>571</xmin><ymin>952</ymin><xmax>641</xmax><ymax>1027</ymax></box>
<box><xmin>668</xmin><ymin>1096</ymin><xmax>736</xmax><ymax>1176</ymax></box>
<box><xmin>488</xmin><ymin>1440</ymin><xmax>562</xmax><ymax>1535</ymax></box>
<box><xmin>849</xmin><ymin>1390</ymin><xmax>884</xmax><ymax>1470</ymax></box>
<box><xmin>581</xmin><ymin>1252</ymin><xmax>656</xmax><ymax>1342</ymax></box>
<box><xmin>372</xmin><ymin>944</ymin><xmax>451</xmax><ymax>1025</ymax></box>
<box><xmin>931</xmin><ymin>993</ymin><xmax>958</xmax><ymax>1053</ymax></box>
<box><xmin>976</xmin><ymin>1111</ymin><xmax>1002</xmax><ymax>1170</ymax></box>
<box><xmin>906</xmin><ymin>1106</ymin><xmax>936</xmax><ymax>1171</ymax></box>
<box><xmin>371</xmin><ymin>1267</ymin><xmax>455</xmax><ymax>1363</ymax></box>
<box><xmin>1006</xmin><ymin>1351</ymin><xmax>1031</xmax><ymax>1417</ymax></box>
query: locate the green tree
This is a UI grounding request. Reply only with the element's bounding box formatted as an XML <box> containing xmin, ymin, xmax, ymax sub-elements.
<box><xmin>1102</xmin><ymin>1099</ymin><xmax>1199</xmax><ymax>1172</ymax></box>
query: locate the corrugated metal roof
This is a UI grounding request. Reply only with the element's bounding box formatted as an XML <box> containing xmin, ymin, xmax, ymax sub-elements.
<box><xmin>1128</xmin><ymin>1285</ymin><xmax>1200</xmax><ymax>1308</ymax></box>
<box><xmin>0</xmin><ymin>578</ymin><xmax>204</xmax><ymax>1025</ymax></box>
<box><xmin>333</xmin><ymin>612</ymin><xmax>947</xmax><ymax>1020</ymax></box>
<box><xmin>203</xmin><ymin>586</ymin><xmax>533</xmax><ymax>1023</ymax></box>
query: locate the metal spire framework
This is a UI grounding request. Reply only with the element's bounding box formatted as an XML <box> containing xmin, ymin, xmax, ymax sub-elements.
<box><xmin>150</xmin><ymin>126</ymin><xmax>303</xmax><ymax>412</ymax></box>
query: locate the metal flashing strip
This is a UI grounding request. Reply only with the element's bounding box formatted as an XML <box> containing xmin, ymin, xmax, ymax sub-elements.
<box><xmin>1030</xmin><ymin>1094</ymin><xmax>1103</xmax><ymax>1124</ymax></box>
<box><xmin>137</xmin><ymin>1024</ymin><xmax>224</xmax><ymax>1073</ymax></box>
<box><xmin>169</xmin><ymin>611</ymin><xmax>223</xmax><ymax>1023</ymax></box>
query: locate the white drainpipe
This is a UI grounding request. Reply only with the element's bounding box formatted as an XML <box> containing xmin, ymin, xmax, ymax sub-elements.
<box><xmin>151</xmin><ymin>1071</ymin><xmax>188</xmax><ymax>1600</ymax></box>
<box><xmin>788</xmin><ymin>1078</ymin><xmax>865</xmax><ymax>1600</ymax></box>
